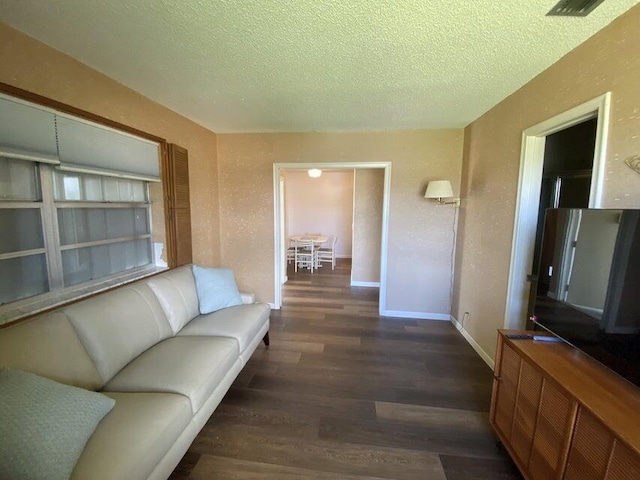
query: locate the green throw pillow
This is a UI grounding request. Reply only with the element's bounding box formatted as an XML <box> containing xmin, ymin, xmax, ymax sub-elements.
<box><xmin>0</xmin><ymin>368</ymin><xmax>115</xmax><ymax>480</ymax></box>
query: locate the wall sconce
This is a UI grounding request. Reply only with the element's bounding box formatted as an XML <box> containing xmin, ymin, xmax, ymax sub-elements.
<box><xmin>424</xmin><ymin>180</ymin><xmax>460</xmax><ymax>206</ymax></box>
<box><xmin>308</xmin><ymin>169</ymin><xmax>322</xmax><ymax>178</ymax></box>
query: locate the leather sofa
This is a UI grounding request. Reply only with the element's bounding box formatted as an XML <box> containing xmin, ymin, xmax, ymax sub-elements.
<box><xmin>0</xmin><ymin>266</ymin><xmax>270</xmax><ymax>479</ymax></box>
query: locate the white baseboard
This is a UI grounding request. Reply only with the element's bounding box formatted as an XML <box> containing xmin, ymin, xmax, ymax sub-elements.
<box><xmin>268</xmin><ymin>303</ymin><xmax>277</xmax><ymax>309</ymax></box>
<box><xmin>350</xmin><ymin>281</ymin><xmax>380</xmax><ymax>287</ymax></box>
<box><xmin>381</xmin><ymin>310</ymin><xmax>451</xmax><ymax>321</ymax></box>
<box><xmin>450</xmin><ymin>316</ymin><xmax>495</xmax><ymax>369</ymax></box>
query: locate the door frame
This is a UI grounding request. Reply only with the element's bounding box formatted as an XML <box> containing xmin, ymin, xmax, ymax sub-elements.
<box><xmin>279</xmin><ymin>176</ymin><xmax>287</xmax><ymax>285</ymax></box>
<box><xmin>273</xmin><ymin>162</ymin><xmax>392</xmax><ymax>313</ymax></box>
<box><xmin>504</xmin><ymin>92</ymin><xmax>611</xmax><ymax>330</ymax></box>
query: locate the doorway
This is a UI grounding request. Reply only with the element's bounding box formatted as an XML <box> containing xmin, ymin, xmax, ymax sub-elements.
<box><xmin>504</xmin><ymin>93</ymin><xmax>611</xmax><ymax>330</ymax></box>
<box><xmin>282</xmin><ymin>169</ymin><xmax>355</xmax><ymax>281</ymax></box>
<box><xmin>528</xmin><ymin>118</ymin><xmax>597</xmax><ymax>321</ymax></box>
<box><xmin>273</xmin><ymin>162</ymin><xmax>391</xmax><ymax>313</ymax></box>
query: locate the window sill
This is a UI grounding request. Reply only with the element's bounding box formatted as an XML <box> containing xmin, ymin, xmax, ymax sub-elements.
<box><xmin>0</xmin><ymin>265</ymin><xmax>168</xmax><ymax>326</ymax></box>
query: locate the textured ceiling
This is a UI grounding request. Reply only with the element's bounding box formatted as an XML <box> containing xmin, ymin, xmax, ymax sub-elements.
<box><xmin>0</xmin><ymin>0</ymin><xmax>638</xmax><ymax>133</ymax></box>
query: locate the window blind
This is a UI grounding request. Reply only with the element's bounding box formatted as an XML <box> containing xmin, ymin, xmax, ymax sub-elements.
<box><xmin>56</xmin><ymin>115</ymin><xmax>161</xmax><ymax>182</ymax></box>
<box><xmin>0</xmin><ymin>96</ymin><xmax>59</xmax><ymax>164</ymax></box>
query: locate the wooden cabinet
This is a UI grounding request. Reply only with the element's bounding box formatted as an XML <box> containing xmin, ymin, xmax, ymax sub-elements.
<box><xmin>490</xmin><ymin>330</ymin><xmax>640</xmax><ymax>480</ymax></box>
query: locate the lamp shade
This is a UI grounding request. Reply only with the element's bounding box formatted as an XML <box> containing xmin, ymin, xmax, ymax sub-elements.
<box><xmin>424</xmin><ymin>180</ymin><xmax>453</xmax><ymax>199</ymax></box>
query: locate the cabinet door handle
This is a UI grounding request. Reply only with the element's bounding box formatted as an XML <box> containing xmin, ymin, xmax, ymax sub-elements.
<box><xmin>494</xmin><ymin>376</ymin><xmax>502</xmax><ymax>381</ymax></box>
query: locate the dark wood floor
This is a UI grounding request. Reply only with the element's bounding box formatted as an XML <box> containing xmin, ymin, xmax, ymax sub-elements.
<box><xmin>170</xmin><ymin>259</ymin><xmax>522</xmax><ymax>479</ymax></box>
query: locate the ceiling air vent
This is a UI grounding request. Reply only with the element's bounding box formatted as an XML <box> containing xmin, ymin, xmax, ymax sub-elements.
<box><xmin>547</xmin><ymin>0</ymin><xmax>605</xmax><ymax>16</ymax></box>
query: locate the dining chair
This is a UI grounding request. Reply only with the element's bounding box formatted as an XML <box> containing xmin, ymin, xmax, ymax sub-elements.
<box><xmin>294</xmin><ymin>239</ymin><xmax>317</xmax><ymax>273</ymax></box>
<box><xmin>317</xmin><ymin>236</ymin><xmax>337</xmax><ymax>270</ymax></box>
<box><xmin>286</xmin><ymin>238</ymin><xmax>296</xmax><ymax>264</ymax></box>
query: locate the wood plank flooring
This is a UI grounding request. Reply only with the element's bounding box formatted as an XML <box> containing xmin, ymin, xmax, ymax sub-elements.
<box><xmin>170</xmin><ymin>259</ymin><xmax>522</xmax><ymax>479</ymax></box>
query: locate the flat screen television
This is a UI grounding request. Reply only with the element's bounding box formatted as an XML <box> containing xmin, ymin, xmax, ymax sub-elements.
<box><xmin>532</xmin><ymin>208</ymin><xmax>640</xmax><ymax>389</ymax></box>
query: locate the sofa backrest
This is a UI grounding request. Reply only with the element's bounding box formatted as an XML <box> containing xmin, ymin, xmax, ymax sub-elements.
<box><xmin>60</xmin><ymin>282</ymin><xmax>173</xmax><ymax>385</ymax></box>
<box><xmin>0</xmin><ymin>311</ymin><xmax>103</xmax><ymax>390</ymax></box>
<box><xmin>145</xmin><ymin>266</ymin><xmax>199</xmax><ymax>334</ymax></box>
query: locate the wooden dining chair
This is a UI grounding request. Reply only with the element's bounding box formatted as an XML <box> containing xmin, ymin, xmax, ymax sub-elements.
<box><xmin>317</xmin><ymin>236</ymin><xmax>337</xmax><ymax>270</ymax></box>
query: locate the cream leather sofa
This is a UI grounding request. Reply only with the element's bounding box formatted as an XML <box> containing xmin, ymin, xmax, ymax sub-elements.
<box><xmin>0</xmin><ymin>266</ymin><xmax>270</xmax><ymax>480</ymax></box>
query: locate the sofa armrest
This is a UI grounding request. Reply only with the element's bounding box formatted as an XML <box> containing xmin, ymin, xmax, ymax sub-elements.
<box><xmin>240</xmin><ymin>292</ymin><xmax>255</xmax><ymax>304</ymax></box>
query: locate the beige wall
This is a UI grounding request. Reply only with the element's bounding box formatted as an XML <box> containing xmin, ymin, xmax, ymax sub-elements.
<box><xmin>284</xmin><ymin>170</ymin><xmax>354</xmax><ymax>257</ymax></box>
<box><xmin>217</xmin><ymin>131</ymin><xmax>463</xmax><ymax>310</ymax></box>
<box><xmin>352</xmin><ymin>169</ymin><xmax>384</xmax><ymax>284</ymax></box>
<box><xmin>453</xmin><ymin>5</ymin><xmax>640</xmax><ymax>361</ymax></box>
<box><xmin>0</xmin><ymin>23</ymin><xmax>221</xmax><ymax>266</ymax></box>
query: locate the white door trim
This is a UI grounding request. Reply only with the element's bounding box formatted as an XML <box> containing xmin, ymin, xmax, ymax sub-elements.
<box><xmin>273</xmin><ymin>162</ymin><xmax>392</xmax><ymax>314</ymax></box>
<box><xmin>504</xmin><ymin>92</ymin><xmax>611</xmax><ymax>330</ymax></box>
<box><xmin>279</xmin><ymin>176</ymin><xmax>286</xmax><ymax>285</ymax></box>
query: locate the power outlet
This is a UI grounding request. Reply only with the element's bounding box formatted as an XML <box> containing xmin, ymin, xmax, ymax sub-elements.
<box><xmin>462</xmin><ymin>311</ymin><xmax>470</xmax><ymax>328</ymax></box>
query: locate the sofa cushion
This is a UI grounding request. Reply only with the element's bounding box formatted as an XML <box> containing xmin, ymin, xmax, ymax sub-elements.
<box><xmin>103</xmin><ymin>336</ymin><xmax>239</xmax><ymax>414</ymax></box>
<box><xmin>62</xmin><ymin>283</ymin><xmax>173</xmax><ymax>385</ymax></box>
<box><xmin>0</xmin><ymin>368</ymin><xmax>115</xmax><ymax>480</ymax></box>
<box><xmin>177</xmin><ymin>303</ymin><xmax>270</xmax><ymax>354</ymax></box>
<box><xmin>146</xmin><ymin>266</ymin><xmax>199</xmax><ymax>333</ymax></box>
<box><xmin>71</xmin><ymin>392</ymin><xmax>191</xmax><ymax>480</ymax></box>
<box><xmin>0</xmin><ymin>311</ymin><xmax>102</xmax><ymax>390</ymax></box>
<box><xmin>192</xmin><ymin>265</ymin><xmax>243</xmax><ymax>314</ymax></box>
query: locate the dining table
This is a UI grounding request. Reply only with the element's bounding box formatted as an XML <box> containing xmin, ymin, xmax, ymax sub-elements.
<box><xmin>289</xmin><ymin>234</ymin><xmax>328</xmax><ymax>245</ymax></box>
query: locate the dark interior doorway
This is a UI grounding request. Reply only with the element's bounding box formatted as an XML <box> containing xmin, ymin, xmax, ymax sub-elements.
<box><xmin>528</xmin><ymin>118</ymin><xmax>598</xmax><ymax>322</ymax></box>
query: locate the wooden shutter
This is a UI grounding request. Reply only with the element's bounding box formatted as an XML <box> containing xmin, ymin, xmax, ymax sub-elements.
<box><xmin>607</xmin><ymin>440</ymin><xmax>640</xmax><ymax>480</ymax></box>
<box><xmin>564</xmin><ymin>409</ymin><xmax>616</xmax><ymax>480</ymax></box>
<box><xmin>164</xmin><ymin>144</ymin><xmax>192</xmax><ymax>267</ymax></box>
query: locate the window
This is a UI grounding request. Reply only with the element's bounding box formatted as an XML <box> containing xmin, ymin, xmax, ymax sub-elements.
<box><xmin>0</xmin><ymin>158</ymin><xmax>47</xmax><ymax>305</ymax></box>
<box><xmin>54</xmin><ymin>170</ymin><xmax>153</xmax><ymax>288</ymax></box>
<box><xmin>0</xmin><ymin>158</ymin><xmax>157</xmax><ymax>307</ymax></box>
<box><xmin>0</xmin><ymin>92</ymin><xmax>167</xmax><ymax>322</ymax></box>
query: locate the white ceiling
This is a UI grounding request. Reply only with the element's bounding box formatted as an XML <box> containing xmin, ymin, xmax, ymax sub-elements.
<box><xmin>1</xmin><ymin>1</ymin><xmax>638</xmax><ymax>133</ymax></box>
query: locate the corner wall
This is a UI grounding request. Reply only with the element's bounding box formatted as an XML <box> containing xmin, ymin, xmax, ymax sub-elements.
<box><xmin>453</xmin><ymin>5</ymin><xmax>640</xmax><ymax>362</ymax></box>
